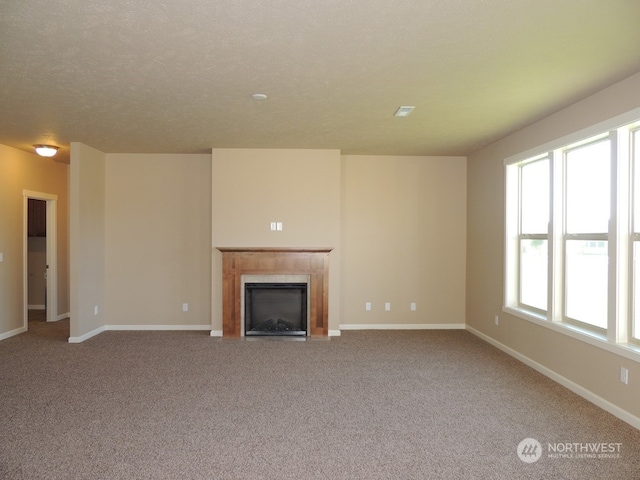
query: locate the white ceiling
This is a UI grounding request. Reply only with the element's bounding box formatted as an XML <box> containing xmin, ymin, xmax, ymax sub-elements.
<box><xmin>2</xmin><ymin>0</ymin><xmax>640</xmax><ymax>163</ymax></box>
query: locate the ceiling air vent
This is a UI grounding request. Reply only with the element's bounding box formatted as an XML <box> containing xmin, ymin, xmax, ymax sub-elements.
<box><xmin>394</xmin><ymin>106</ymin><xmax>415</xmax><ymax>117</ymax></box>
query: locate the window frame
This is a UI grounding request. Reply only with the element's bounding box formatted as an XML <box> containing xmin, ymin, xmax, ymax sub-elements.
<box><xmin>504</xmin><ymin>107</ymin><xmax>640</xmax><ymax>363</ymax></box>
<box><xmin>517</xmin><ymin>154</ymin><xmax>550</xmax><ymax>315</ymax></box>
<box><xmin>561</xmin><ymin>135</ymin><xmax>611</xmax><ymax>334</ymax></box>
<box><xmin>630</xmin><ymin>127</ymin><xmax>640</xmax><ymax>345</ymax></box>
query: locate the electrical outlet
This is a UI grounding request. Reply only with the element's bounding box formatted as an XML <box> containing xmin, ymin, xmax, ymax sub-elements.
<box><xmin>182</xmin><ymin>303</ymin><xmax>189</xmax><ymax>312</ymax></box>
<box><xmin>620</xmin><ymin>367</ymin><xmax>629</xmax><ymax>385</ymax></box>
<box><xmin>94</xmin><ymin>306</ymin><xmax>98</xmax><ymax>315</ymax></box>
<box><xmin>410</xmin><ymin>302</ymin><xmax>417</xmax><ymax>311</ymax></box>
<box><xmin>270</xmin><ymin>222</ymin><xmax>277</xmax><ymax>231</ymax></box>
<box><xmin>365</xmin><ymin>302</ymin><xmax>372</xmax><ymax>311</ymax></box>
<box><xmin>385</xmin><ymin>302</ymin><xmax>391</xmax><ymax>311</ymax></box>
<box><xmin>495</xmin><ymin>315</ymin><xmax>499</xmax><ymax>326</ymax></box>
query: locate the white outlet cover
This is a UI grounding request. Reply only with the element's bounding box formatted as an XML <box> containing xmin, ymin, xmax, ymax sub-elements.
<box><xmin>385</xmin><ymin>302</ymin><xmax>391</xmax><ymax>311</ymax></box>
<box><xmin>620</xmin><ymin>367</ymin><xmax>629</xmax><ymax>384</ymax></box>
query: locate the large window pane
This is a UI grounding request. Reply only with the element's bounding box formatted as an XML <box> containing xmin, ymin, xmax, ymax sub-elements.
<box><xmin>521</xmin><ymin>159</ymin><xmax>549</xmax><ymax>234</ymax></box>
<box><xmin>565</xmin><ymin>140</ymin><xmax>610</xmax><ymax>234</ymax></box>
<box><xmin>520</xmin><ymin>239</ymin><xmax>547</xmax><ymax>310</ymax></box>
<box><xmin>633</xmin><ymin>243</ymin><xmax>640</xmax><ymax>341</ymax></box>
<box><xmin>633</xmin><ymin>131</ymin><xmax>640</xmax><ymax>342</ymax></box>
<box><xmin>565</xmin><ymin>240</ymin><xmax>608</xmax><ymax>329</ymax></box>
<box><xmin>634</xmin><ymin>130</ymin><xmax>640</xmax><ymax>232</ymax></box>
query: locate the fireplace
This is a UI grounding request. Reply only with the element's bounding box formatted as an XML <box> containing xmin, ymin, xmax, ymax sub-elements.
<box><xmin>245</xmin><ymin>282</ymin><xmax>307</xmax><ymax>336</ymax></box>
<box><xmin>217</xmin><ymin>248</ymin><xmax>331</xmax><ymax>337</ymax></box>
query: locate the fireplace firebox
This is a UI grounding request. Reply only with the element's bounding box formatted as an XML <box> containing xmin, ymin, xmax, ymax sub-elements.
<box><xmin>244</xmin><ymin>283</ymin><xmax>307</xmax><ymax>336</ymax></box>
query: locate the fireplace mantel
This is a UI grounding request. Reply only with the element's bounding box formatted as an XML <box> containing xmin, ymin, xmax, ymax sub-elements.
<box><xmin>217</xmin><ymin>248</ymin><xmax>332</xmax><ymax>337</ymax></box>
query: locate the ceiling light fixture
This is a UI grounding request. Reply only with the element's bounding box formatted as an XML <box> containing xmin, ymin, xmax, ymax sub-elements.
<box><xmin>251</xmin><ymin>93</ymin><xmax>268</xmax><ymax>100</ymax></box>
<box><xmin>34</xmin><ymin>145</ymin><xmax>59</xmax><ymax>157</ymax></box>
<box><xmin>394</xmin><ymin>106</ymin><xmax>415</xmax><ymax>117</ymax></box>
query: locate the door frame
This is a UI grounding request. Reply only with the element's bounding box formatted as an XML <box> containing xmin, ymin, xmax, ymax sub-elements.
<box><xmin>23</xmin><ymin>190</ymin><xmax>58</xmax><ymax>327</ymax></box>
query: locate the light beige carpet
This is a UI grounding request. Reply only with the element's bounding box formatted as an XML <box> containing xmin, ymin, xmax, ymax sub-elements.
<box><xmin>1</xmin><ymin>326</ymin><xmax>638</xmax><ymax>479</ymax></box>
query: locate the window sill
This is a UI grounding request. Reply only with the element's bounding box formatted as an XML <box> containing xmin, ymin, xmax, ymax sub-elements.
<box><xmin>503</xmin><ymin>306</ymin><xmax>640</xmax><ymax>364</ymax></box>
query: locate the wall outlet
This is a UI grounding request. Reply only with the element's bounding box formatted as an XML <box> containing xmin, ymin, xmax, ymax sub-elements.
<box><xmin>182</xmin><ymin>303</ymin><xmax>189</xmax><ymax>312</ymax></box>
<box><xmin>270</xmin><ymin>222</ymin><xmax>277</xmax><ymax>231</ymax></box>
<box><xmin>94</xmin><ymin>306</ymin><xmax>99</xmax><ymax>315</ymax></box>
<box><xmin>365</xmin><ymin>302</ymin><xmax>372</xmax><ymax>311</ymax></box>
<box><xmin>410</xmin><ymin>302</ymin><xmax>417</xmax><ymax>311</ymax></box>
<box><xmin>495</xmin><ymin>315</ymin><xmax>499</xmax><ymax>326</ymax></box>
<box><xmin>276</xmin><ymin>222</ymin><xmax>283</xmax><ymax>231</ymax></box>
<box><xmin>385</xmin><ymin>302</ymin><xmax>391</xmax><ymax>311</ymax></box>
<box><xmin>620</xmin><ymin>367</ymin><xmax>629</xmax><ymax>385</ymax></box>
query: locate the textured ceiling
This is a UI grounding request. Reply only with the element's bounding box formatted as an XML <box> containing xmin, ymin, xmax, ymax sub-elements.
<box><xmin>2</xmin><ymin>0</ymin><xmax>640</xmax><ymax>163</ymax></box>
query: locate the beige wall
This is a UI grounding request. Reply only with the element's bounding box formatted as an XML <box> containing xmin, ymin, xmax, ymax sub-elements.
<box><xmin>70</xmin><ymin>142</ymin><xmax>106</xmax><ymax>339</ymax></box>
<box><xmin>105</xmin><ymin>153</ymin><xmax>212</xmax><ymax>327</ymax></box>
<box><xmin>341</xmin><ymin>155</ymin><xmax>466</xmax><ymax>326</ymax></box>
<box><xmin>466</xmin><ymin>72</ymin><xmax>640</xmax><ymax>421</ymax></box>
<box><xmin>211</xmin><ymin>149</ymin><xmax>342</xmax><ymax>332</ymax></box>
<box><xmin>0</xmin><ymin>144</ymin><xmax>69</xmax><ymax>338</ymax></box>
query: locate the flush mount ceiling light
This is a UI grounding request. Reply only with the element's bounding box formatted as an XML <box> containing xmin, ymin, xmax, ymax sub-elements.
<box><xmin>34</xmin><ymin>145</ymin><xmax>59</xmax><ymax>157</ymax></box>
<box><xmin>394</xmin><ymin>106</ymin><xmax>415</xmax><ymax>117</ymax></box>
<box><xmin>251</xmin><ymin>93</ymin><xmax>268</xmax><ymax>100</ymax></box>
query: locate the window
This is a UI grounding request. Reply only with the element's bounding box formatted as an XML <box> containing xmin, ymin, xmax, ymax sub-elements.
<box><xmin>632</xmin><ymin>128</ymin><xmax>640</xmax><ymax>343</ymax></box>
<box><xmin>505</xmin><ymin>109</ymin><xmax>640</xmax><ymax>356</ymax></box>
<box><xmin>519</xmin><ymin>156</ymin><xmax>549</xmax><ymax>312</ymax></box>
<box><xmin>563</xmin><ymin>138</ymin><xmax>610</xmax><ymax>331</ymax></box>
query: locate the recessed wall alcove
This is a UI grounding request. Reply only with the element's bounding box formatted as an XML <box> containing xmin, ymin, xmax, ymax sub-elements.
<box><xmin>217</xmin><ymin>248</ymin><xmax>332</xmax><ymax>337</ymax></box>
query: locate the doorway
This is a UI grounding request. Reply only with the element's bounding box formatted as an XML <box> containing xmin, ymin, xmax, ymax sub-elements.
<box><xmin>23</xmin><ymin>190</ymin><xmax>58</xmax><ymax>329</ymax></box>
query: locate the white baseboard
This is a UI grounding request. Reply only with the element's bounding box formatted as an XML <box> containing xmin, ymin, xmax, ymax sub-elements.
<box><xmin>68</xmin><ymin>326</ymin><xmax>106</xmax><ymax>343</ymax></box>
<box><xmin>0</xmin><ymin>325</ymin><xmax>27</xmax><ymax>341</ymax></box>
<box><xmin>105</xmin><ymin>324</ymin><xmax>211</xmax><ymax>331</ymax></box>
<box><xmin>68</xmin><ymin>324</ymin><xmax>211</xmax><ymax>343</ymax></box>
<box><xmin>340</xmin><ymin>323</ymin><xmax>466</xmax><ymax>330</ymax></box>
<box><xmin>210</xmin><ymin>330</ymin><xmax>223</xmax><ymax>337</ymax></box>
<box><xmin>28</xmin><ymin>304</ymin><xmax>45</xmax><ymax>310</ymax></box>
<box><xmin>466</xmin><ymin>325</ymin><xmax>640</xmax><ymax>431</ymax></box>
<box><xmin>329</xmin><ymin>329</ymin><xmax>341</xmax><ymax>337</ymax></box>
<box><xmin>57</xmin><ymin>312</ymin><xmax>70</xmax><ymax>321</ymax></box>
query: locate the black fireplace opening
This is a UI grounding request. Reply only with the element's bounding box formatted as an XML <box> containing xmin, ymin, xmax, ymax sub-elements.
<box><xmin>245</xmin><ymin>283</ymin><xmax>307</xmax><ymax>336</ymax></box>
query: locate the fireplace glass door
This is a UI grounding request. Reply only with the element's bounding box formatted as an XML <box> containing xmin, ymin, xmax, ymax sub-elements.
<box><xmin>244</xmin><ymin>283</ymin><xmax>307</xmax><ymax>336</ymax></box>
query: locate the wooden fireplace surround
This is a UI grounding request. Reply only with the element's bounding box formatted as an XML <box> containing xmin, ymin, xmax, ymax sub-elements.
<box><xmin>217</xmin><ymin>248</ymin><xmax>332</xmax><ymax>337</ymax></box>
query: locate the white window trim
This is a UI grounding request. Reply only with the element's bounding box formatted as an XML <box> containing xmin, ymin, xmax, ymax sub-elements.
<box><xmin>504</xmin><ymin>107</ymin><xmax>640</xmax><ymax>365</ymax></box>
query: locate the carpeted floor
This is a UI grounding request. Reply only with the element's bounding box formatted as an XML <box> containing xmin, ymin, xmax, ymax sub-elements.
<box><xmin>1</xmin><ymin>323</ymin><xmax>639</xmax><ymax>479</ymax></box>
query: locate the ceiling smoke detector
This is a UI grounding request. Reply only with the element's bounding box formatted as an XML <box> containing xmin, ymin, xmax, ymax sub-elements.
<box><xmin>394</xmin><ymin>106</ymin><xmax>415</xmax><ymax>117</ymax></box>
